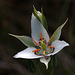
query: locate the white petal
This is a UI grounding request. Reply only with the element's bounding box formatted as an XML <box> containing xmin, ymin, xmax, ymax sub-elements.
<box><xmin>14</xmin><ymin>47</ymin><xmax>43</xmax><ymax>59</ymax></box>
<box><xmin>48</xmin><ymin>40</ymin><xmax>69</xmax><ymax>56</ymax></box>
<box><xmin>31</xmin><ymin>13</ymin><xmax>49</xmax><ymax>43</ymax></box>
<box><xmin>49</xmin><ymin>18</ymin><xmax>68</xmax><ymax>43</ymax></box>
<box><xmin>40</xmin><ymin>57</ymin><xmax>51</xmax><ymax>69</ymax></box>
<box><xmin>9</xmin><ymin>34</ymin><xmax>36</xmax><ymax>47</ymax></box>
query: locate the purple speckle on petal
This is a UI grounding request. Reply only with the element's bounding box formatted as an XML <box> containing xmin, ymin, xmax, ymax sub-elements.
<box><xmin>45</xmin><ymin>56</ymin><xmax>49</xmax><ymax>60</ymax></box>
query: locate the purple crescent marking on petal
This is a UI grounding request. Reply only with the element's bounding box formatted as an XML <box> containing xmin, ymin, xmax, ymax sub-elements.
<box><xmin>51</xmin><ymin>47</ymin><xmax>55</xmax><ymax>53</ymax></box>
<box><xmin>34</xmin><ymin>52</ymin><xmax>43</xmax><ymax>56</ymax></box>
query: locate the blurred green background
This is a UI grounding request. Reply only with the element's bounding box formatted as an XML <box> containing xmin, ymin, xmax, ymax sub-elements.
<box><xmin>0</xmin><ymin>0</ymin><xmax>75</xmax><ymax>75</ymax></box>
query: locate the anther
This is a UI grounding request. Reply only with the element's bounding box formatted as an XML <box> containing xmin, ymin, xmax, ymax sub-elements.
<box><xmin>32</xmin><ymin>38</ymin><xmax>39</xmax><ymax>45</ymax></box>
<box><xmin>32</xmin><ymin>49</ymin><xmax>40</xmax><ymax>52</ymax></box>
<box><xmin>48</xmin><ymin>46</ymin><xmax>55</xmax><ymax>48</ymax></box>
<box><xmin>48</xmin><ymin>36</ymin><xmax>54</xmax><ymax>43</ymax></box>
<box><xmin>43</xmin><ymin>51</ymin><xmax>45</xmax><ymax>55</ymax></box>
<box><xmin>40</xmin><ymin>32</ymin><xmax>43</xmax><ymax>40</ymax></box>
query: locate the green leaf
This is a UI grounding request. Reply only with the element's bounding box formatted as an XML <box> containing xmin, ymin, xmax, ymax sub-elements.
<box><xmin>49</xmin><ymin>18</ymin><xmax>68</xmax><ymax>44</ymax></box>
<box><xmin>27</xmin><ymin>60</ymin><xmax>36</xmax><ymax>73</ymax></box>
<box><xmin>9</xmin><ymin>34</ymin><xmax>36</xmax><ymax>47</ymax></box>
<box><xmin>33</xmin><ymin>6</ymin><xmax>41</xmax><ymax>22</ymax></box>
<box><xmin>51</xmin><ymin>55</ymin><xmax>57</xmax><ymax>68</ymax></box>
<box><xmin>33</xmin><ymin>6</ymin><xmax>48</xmax><ymax>30</ymax></box>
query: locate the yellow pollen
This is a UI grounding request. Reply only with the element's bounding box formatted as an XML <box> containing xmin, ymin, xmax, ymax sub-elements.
<box><xmin>43</xmin><ymin>51</ymin><xmax>45</xmax><ymax>55</ymax></box>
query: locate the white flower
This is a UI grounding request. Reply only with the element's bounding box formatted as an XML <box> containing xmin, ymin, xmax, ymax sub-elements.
<box><xmin>10</xmin><ymin>11</ymin><xmax>69</xmax><ymax>69</ymax></box>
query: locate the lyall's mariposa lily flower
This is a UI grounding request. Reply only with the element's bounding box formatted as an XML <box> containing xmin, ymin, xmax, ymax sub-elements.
<box><xmin>9</xmin><ymin>9</ymin><xmax>69</xmax><ymax>69</ymax></box>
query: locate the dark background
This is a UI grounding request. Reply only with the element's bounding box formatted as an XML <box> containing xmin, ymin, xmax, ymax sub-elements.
<box><xmin>0</xmin><ymin>0</ymin><xmax>75</xmax><ymax>75</ymax></box>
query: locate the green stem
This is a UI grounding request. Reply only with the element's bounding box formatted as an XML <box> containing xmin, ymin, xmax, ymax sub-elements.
<box><xmin>33</xmin><ymin>59</ymin><xmax>42</xmax><ymax>75</ymax></box>
<box><xmin>45</xmin><ymin>69</ymin><xmax>48</xmax><ymax>75</ymax></box>
<box><xmin>47</xmin><ymin>62</ymin><xmax>54</xmax><ymax>75</ymax></box>
<box><xmin>37</xmin><ymin>65</ymin><xmax>42</xmax><ymax>75</ymax></box>
<box><xmin>34</xmin><ymin>72</ymin><xmax>36</xmax><ymax>75</ymax></box>
<box><xmin>50</xmin><ymin>69</ymin><xmax>54</xmax><ymax>75</ymax></box>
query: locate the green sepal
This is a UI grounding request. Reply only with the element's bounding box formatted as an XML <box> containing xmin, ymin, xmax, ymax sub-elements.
<box><xmin>48</xmin><ymin>18</ymin><xmax>68</xmax><ymax>44</ymax></box>
<box><xmin>33</xmin><ymin>6</ymin><xmax>48</xmax><ymax>30</ymax></box>
<box><xmin>9</xmin><ymin>34</ymin><xmax>36</xmax><ymax>47</ymax></box>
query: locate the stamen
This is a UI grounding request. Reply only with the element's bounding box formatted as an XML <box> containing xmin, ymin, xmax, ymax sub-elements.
<box><xmin>32</xmin><ymin>49</ymin><xmax>40</xmax><ymax>52</ymax></box>
<box><xmin>40</xmin><ymin>32</ymin><xmax>43</xmax><ymax>40</ymax></box>
<box><xmin>48</xmin><ymin>46</ymin><xmax>55</xmax><ymax>48</ymax></box>
<box><xmin>32</xmin><ymin>38</ymin><xmax>39</xmax><ymax>45</ymax></box>
<box><xmin>48</xmin><ymin>36</ymin><xmax>54</xmax><ymax>43</ymax></box>
<box><xmin>43</xmin><ymin>51</ymin><xmax>45</xmax><ymax>55</ymax></box>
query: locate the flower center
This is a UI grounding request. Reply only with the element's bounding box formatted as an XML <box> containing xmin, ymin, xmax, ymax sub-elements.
<box><xmin>39</xmin><ymin>40</ymin><xmax>47</xmax><ymax>50</ymax></box>
<box><xmin>32</xmin><ymin>32</ymin><xmax>55</xmax><ymax>56</ymax></box>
